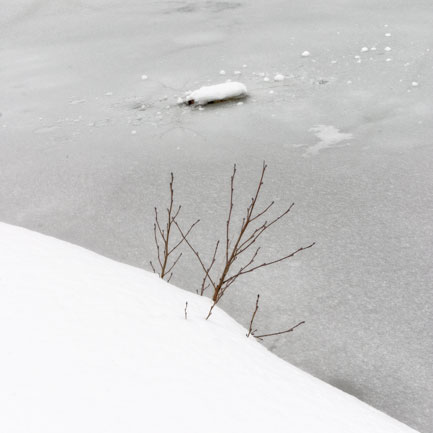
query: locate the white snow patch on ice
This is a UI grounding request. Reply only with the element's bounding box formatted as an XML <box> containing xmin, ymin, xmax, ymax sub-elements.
<box><xmin>274</xmin><ymin>73</ymin><xmax>285</xmax><ymax>81</ymax></box>
<box><xmin>301</xmin><ymin>50</ymin><xmax>311</xmax><ymax>57</ymax></box>
<box><xmin>299</xmin><ymin>125</ymin><xmax>354</xmax><ymax>156</ymax></box>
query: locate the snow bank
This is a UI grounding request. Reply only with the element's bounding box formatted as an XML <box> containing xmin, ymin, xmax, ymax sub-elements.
<box><xmin>0</xmin><ymin>223</ymin><xmax>418</xmax><ymax>433</ymax></box>
<box><xmin>184</xmin><ymin>81</ymin><xmax>247</xmax><ymax>105</ymax></box>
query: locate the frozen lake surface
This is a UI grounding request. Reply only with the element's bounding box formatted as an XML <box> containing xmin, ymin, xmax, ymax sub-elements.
<box><xmin>1</xmin><ymin>1</ymin><xmax>432</xmax><ymax>431</ymax></box>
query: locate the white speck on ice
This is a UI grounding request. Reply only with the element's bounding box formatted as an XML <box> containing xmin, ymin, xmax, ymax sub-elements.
<box><xmin>385</xmin><ymin>46</ymin><xmax>392</xmax><ymax>52</ymax></box>
<box><xmin>219</xmin><ymin>70</ymin><xmax>226</xmax><ymax>75</ymax></box>
<box><xmin>331</xmin><ymin>60</ymin><xmax>338</xmax><ymax>64</ymax></box>
<box><xmin>347</xmin><ymin>80</ymin><xmax>352</xmax><ymax>84</ymax></box>
<box><xmin>269</xmin><ymin>90</ymin><xmax>274</xmax><ymax>94</ymax></box>
<box><xmin>263</xmin><ymin>77</ymin><xmax>270</xmax><ymax>82</ymax></box>
<box><xmin>242</xmin><ymin>64</ymin><xmax>248</xmax><ymax>68</ymax></box>
<box><xmin>301</xmin><ymin>51</ymin><xmax>311</xmax><ymax>57</ymax></box>
<box><xmin>371</xmin><ymin>47</ymin><xmax>377</xmax><ymax>51</ymax></box>
<box><xmin>141</xmin><ymin>74</ymin><xmax>148</xmax><ymax>80</ymax></box>
<box><xmin>236</xmin><ymin>101</ymin><xmax>244</xmax><ymax>106</ymax></box>
<box><xmin>411</xmin><ymin>81</ymin><xmax>419</xmax><ymax>87</ymax></box>
<box><xmin>386</xmin><ymin>58</ymin><xmax>392</xmax><ymax>62</ymax></box>
<box><xmin>274</xmin><ymin>73</ymin><xmax>284</xmax><ymax>81</ymax></box>
<box><xmin>361</xmin><ymin>47</ymin><xmax>369</xmax><ymax>52</ymax></box>
<box><xmin>234</xmin><ymin>70</ymin><xmax>241</xmax><ymax>75</ymax></box>
<box><xmin>385</xmin><ymin>33</ymin><xmax>391</xmax><ymax>37</ymax></box>
<box><xmin>105</xmin><ymin>92</ymin><xmax>113</xmax><ymax>96</ymax></box>
<box><xmin>131</xmin><ymin>130</ymin><xmax>137</xmax><ymax>135</ymax></box>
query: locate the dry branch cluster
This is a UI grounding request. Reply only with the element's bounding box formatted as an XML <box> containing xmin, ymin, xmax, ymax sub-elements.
<box><xmin>151</xmin><ymin>162</ymin><xmax>315</xmax><ymax>339</ymax></box>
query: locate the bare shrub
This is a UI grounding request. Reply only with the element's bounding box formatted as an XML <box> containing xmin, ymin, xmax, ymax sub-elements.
<box><xmin>150</xmin><ymin>173</ymin><xmax>198</xmax><ymax>282</ymax></box>
<box><xmin>175</xmin><ymin>162</ymin><xmax>315</xmax><ymax>319</ymax></box>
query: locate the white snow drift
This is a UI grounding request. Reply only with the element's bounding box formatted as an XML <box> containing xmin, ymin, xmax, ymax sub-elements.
<box><xmin>0</xmin><ymin>223</ymin><xmax>418</xmax><ymax>433</ymax></box>
<box><xmin>183</xmin><ymin>81</ymin><xmax>247</xmax><ymax>105</ymax></box>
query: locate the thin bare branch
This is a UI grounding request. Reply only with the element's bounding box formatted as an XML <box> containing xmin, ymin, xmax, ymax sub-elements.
<box><xmin>250</xmin><ymin>200</ymin><xmax>274</xmax><ymax>222</ymax></box>
<box><xmin>165</xmin><ymin>252</ymin><xmax>182</xmax><ymax>275</ymax></box>
<box><xmin>167</xmin><ymin>219</ymin><xmax>198</xmax><ymax>255</ymax></box>
<box><xmin>174</xmin><ymin>220</ymin><xmax>217</xmax><ymax>290</ymax></box>
<box><xmin>199</xmin><ymin>240</ymin><xmax>220</xmax><ymax>296</ymax></box>
<box><xmin>226</xmin><ymin>164</ymin><xmax>236</xmax><ymax>264</ymax></box>
<box><xmin>247</xmin><ymin>294</ymin><xmax>260</xmax><ymax>337</ymax></box>
<box><xmin>254</xmin><ymin>320</ymin><xmax>305</xmax><ymax>339</ymax></box>
<box><xmin>235</xmin><ymin>242</ymin><xmax>316</xmax><ymax>278</ymax></box>
<box><xmin>149</xmin><ymin>261</ymin><xmax>156</xmax><ymax>273</ymax></box>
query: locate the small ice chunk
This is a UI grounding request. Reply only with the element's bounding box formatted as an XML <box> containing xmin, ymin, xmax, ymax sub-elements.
<box><xmin>411</xmin><ymin>81</ymin><xmax>419</xmax><ymax>87</ymax></box>
<box><xmin>354</xmin><ymin>55</ymin><xmax>361</xmax><ymax>59</ymax></box>
<box><xmin>141</xmin><ymin>74</ymin><xmax>148</xmax><ymax>80</ymax></box>
<box><xmin>331</xmin><ymin>60</ymin><xmax>338</xmax><ymax>64</ymax></box>
<box><xmin>219</xmin><ymin>70</ymin><xmax>226</xmax><ymax>75</ymax></box>
<box><xmin>236</xmin><ymin>101</ymin><xmax>244</xmax><ymax>106</ymax></box>
<box><xmin>371</xmin><ymin>47</ymin><xmax>377</xmax><ymax>51</ymax></box>
<box><xmin>386</xmin><ymin>58</ymin><xmax>392</xmax><ymax>62</ymax></box>
<box><xmin>347</xmin><ymin>80</ymin><xmax>352</xmax><ymax>84</ymax></box>
<box><xmin>269</xmin><ymin>90</ymin><xmax>274</xmax><ymax>94</ymax></box>
<box><xmin>131</xmin><ymin>130</ymin><xmax>137</xmax><ymax>135</ymax></box>
<box><xmin>263</xmin><ymin>77</ymin><xmax>270</xmax><ymax>82</ymax></box>
<box><xmin>242</xmin><ymin>64</ymin><xmax>248</xmax><ymax>68</ymax></box>
<box><xmin>274</xmin><ymin>73</ymin><xmax>285</xmax><ymax>81</ymax></box>
<box><xmin>361</xmin><ymin>47</ymin><xmax>369</xmax><ymax>52</ymax></box>
<box><xmin>183</xmin><ymin>82</ymin><xmax>248</xmax><ymax>105</ymax></box>
<box><xmin>301</xmin><ymin>51</ymin><xmax>311</xmax><ymax>57</ymax></box>
<box><xmin>385</xmin><ymin>33</ymin><xmax>391</xmax><ymax>37</ymax></box>
<box><xmin>384</xmin><ymin>46</ymin><xmax>392</xmax><ymax>51</ymax></box>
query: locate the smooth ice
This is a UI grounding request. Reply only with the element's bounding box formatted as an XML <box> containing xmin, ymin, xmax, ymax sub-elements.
<box><xmin>1</xmin><ymin>1</ymin><xmax>432</xmax><ymax>432</ymax></box>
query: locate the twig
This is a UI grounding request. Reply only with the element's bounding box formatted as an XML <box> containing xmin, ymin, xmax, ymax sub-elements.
<box><xmin>151</xmin><ymin>173</ymin><xmax>198</xmax><ymax>281</ymax></box>
<box><xmin>247</xmin><ymin>294</ymin><xmax>260</xmax><ymax>337</ymax></box>
<box><xmin>184</xmin><ymin>301</ymin><xmax>188</xmax><ymax>320</ymax></box>
<box><xmin>254</xmin><ymin>320</ymin><xmax>305</xmax><ymax>340</ymax></box>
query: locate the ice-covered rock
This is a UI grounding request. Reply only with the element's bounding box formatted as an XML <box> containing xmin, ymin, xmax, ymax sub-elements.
<box><xmin>183</xmin><ymin>82</ymin><xmax>248</xmax><ymax>106</ymax></box>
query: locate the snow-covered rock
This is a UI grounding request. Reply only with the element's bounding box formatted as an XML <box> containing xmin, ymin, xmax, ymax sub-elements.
<box><xmin>0</xmin><ymin>223</ymin><xmax>419</xmax><ymax>433</ymax></box>
<box><xmin>183</xmin><ymin>82</ymin><xmax>247</xmax><ymax>105</ymax></box>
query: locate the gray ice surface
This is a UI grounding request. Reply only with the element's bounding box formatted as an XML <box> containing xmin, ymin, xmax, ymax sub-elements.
<box><xmin>1</xmin><ymin>1</ymin><xmax>432</xmax><ymax>431</ymax></box>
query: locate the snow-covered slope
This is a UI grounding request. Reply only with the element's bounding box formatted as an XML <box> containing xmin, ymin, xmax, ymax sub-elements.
<box><xmin>0</xmin><ymin>223</ymin><xmax>418</xmax><ymax>433</ymax></box>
